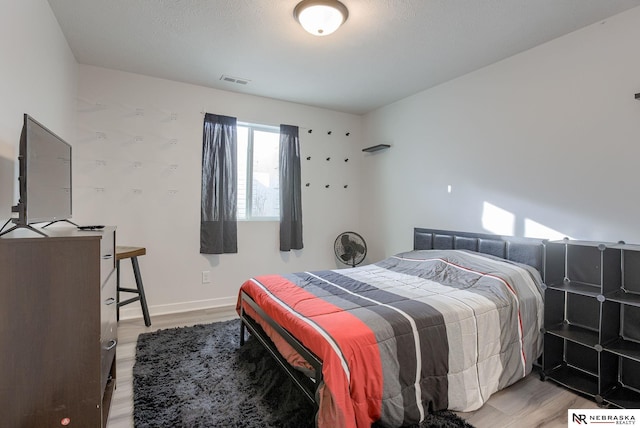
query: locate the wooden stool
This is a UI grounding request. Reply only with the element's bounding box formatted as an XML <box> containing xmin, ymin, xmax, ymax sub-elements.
<box><xmin>116</xmin><ymin>246</ymin><xmax>151</xmax><ymax>326</ymax></box>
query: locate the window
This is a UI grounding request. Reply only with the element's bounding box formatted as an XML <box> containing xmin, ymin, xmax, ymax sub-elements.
<box><xmin>237</xmin><ymin>123</ymin><xmax>280</xmax><ymax>220</ymax></box>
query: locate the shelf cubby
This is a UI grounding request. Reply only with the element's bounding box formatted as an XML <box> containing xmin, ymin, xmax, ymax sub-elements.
<box><xmin>620</xmin><ymin>305</ymin><xmax>640</xmax><ymax>344</ymax></box>
<box><xmin>604</xmin><ymin>385</ymin><xmax>640</xmax><ymax>409</ymax></box>
<box><xmin>545</xmin><ymin>364</ymin><xmax>599</xmax><ymax>398</ymax></box>
<box><xmin>620</xmin><ymin>246</ymin><xmax>640</xmax><ymax>292</ymax></box>
<box><xmin>605</xmin><ymin>289</ymin><xmax>640</xmax><ymax>307</ymax></box>
<box><xmin>605</xmin><ymin>338</ymin><xmax>640</xmax><ymax>362</ymax></box>
<box><xmin>545</xmin><ymin>280</ymin><xmax>602</xmax><ymax>298</ymax></box>
<box><xmin>543</xmin><ymin>332</ymin><xmax>599</xmax><ymax>396</ymax></box>
<box><xmin>545</xmin><ymin>323</ymin><xmax>600</xmax><ymax>348</ymax></box>
<box><xmin>602</xmin><ymin>357</ymin><xmax>640</xmax><ymax>408</ymax></box>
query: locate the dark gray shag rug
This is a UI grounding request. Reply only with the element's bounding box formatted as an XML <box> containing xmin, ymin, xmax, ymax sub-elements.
<box><xmin>133</xmin><ymin>318</ymin><xmax>475</xmax><ymax>428</ymax></box>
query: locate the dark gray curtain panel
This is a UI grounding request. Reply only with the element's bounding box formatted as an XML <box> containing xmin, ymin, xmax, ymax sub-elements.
<box><xmin>200</xmin><ymin>113</ymin><xmax>237</xmax><ymax>254</ymax></box>
<box><xmin>279</xmin><ymin>124</ymin><xmax>303</xmax><ymax>251</ymax></box>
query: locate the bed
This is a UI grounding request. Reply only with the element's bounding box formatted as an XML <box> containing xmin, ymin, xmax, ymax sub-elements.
<box><xmin>236</xmin><ymin>228</ymin><xmax>546</xmax><ymax>428</ymax></box>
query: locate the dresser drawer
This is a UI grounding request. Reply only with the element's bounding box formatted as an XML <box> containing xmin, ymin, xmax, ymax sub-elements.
<box><xmin>100</xmin><ymin>228</ymin><xmax>116</xmax><ymax>284</ymax></box>
<box><xmin>100</xmin><ymin>271</ymin><xmax>117</xmax><ymax>396</ymax></box>
<box><xmin>100</xmin><ymin>336</ymin><xmax>117</xmax><ymax>399</ymax></box>
<box><xmin>100</xmin><ymin>270</ymin><xmax>117</xmax><ymax>336</ymax></box>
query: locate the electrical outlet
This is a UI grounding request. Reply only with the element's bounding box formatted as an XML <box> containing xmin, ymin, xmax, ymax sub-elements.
<box><xmin>202</xmin><ymin>271</ymin><xmax>211</xmax><ymax>284</ymax></box>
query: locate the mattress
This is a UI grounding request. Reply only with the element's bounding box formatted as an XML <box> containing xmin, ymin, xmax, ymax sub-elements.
<box><xmin>237</xmin><ymin>249</ymin><xmax>544</xmax><ymax>428</ymax></box>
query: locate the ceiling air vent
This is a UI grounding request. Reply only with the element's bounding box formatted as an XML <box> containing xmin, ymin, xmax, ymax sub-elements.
<box><xmin>220</xmin><ymin>75</ymin><xmax>250</xmax><ymax>85</ymax></box>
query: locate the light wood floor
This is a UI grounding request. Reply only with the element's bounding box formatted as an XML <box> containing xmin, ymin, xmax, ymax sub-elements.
<box><xmin>107</xmin><ymin>308</ymin><xmax>598</xmax><ymax>428</ymax></box>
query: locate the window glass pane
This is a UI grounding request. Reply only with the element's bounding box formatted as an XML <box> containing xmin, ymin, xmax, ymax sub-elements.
<box><xmin>251</xmin><ymin>130</ymin><xmax>279</xmax><ymax>218</ymax></box>
<box><xmin>236</xmin><ymin>126</ymin><xmax>248</xmax><ymax>220</ymax></box>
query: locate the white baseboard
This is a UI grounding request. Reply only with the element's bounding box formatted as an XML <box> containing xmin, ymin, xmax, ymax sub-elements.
<box><xmin>118</xmin><ymin>296</ymin><xmax>237</xmax><ymax>320</ymax></box>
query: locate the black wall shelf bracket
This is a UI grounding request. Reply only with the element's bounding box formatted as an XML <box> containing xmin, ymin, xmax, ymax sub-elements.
<box><xmin>635</xmin><ymin>93</ymin><xmax>639</xmax><ymax>100</ymax></box>
<box><xmin>362</xmin><ymin>144</ymin><xmax>390</xmax><ymax>153</ymax></box>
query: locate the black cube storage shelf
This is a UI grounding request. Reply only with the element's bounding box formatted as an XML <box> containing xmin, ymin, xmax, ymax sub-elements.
<box><xmin>542</xmin><ymin>239</ymin><xmax>640</xmax><ymax>408</ymax></box>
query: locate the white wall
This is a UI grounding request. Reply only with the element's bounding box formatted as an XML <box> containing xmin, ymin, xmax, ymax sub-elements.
<box><xmin>0</xmin><ymin>0</ymin><xmax>77</xmax><ymax>219</ymax></box>
<box><xmin>76</xmin><ymin>65</ymin><xmax>363</xmax><ymax>318</ymax></box>
<box><xmin>361</xmin><ymin>6</ymin><xmax>640</xmax><ymax>262</ymax></box>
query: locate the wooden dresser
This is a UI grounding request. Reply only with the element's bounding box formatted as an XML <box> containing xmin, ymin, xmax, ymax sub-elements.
<box><xmin>0</xmin><ymin>227</ymin><xmax>117</xmax><ymax>427</ymax></box>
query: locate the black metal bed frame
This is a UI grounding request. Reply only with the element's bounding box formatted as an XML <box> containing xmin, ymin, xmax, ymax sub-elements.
<box><xmin>238</xmin><ymin>227</ymin><xmax>546</xmax><ymax>425</ymax></box>
<box><xmin>239</xmin><ymin>290</ymin><xmax>323</xmax><ymax>406</ymax></box>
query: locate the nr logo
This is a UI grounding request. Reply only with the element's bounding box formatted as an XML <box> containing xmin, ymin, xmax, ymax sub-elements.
<box><xmin>573</xmin><ymin>413</ymin><xmax>588</xmax><ymax>424</ymax></box>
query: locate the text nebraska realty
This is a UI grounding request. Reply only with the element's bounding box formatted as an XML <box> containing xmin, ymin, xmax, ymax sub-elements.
<box><xmin>573</xmin><ymin>413</ymin><xmax>636</xmax><ymax>425</ymax></box>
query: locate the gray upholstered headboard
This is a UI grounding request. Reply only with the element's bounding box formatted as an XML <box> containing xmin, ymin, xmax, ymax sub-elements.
<box><xmin>413</xmin><ymin>228</ymin><xmax>546</xmax><ymax>278</ymax></box>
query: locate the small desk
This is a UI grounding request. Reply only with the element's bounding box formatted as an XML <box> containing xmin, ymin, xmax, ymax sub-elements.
<box><xmin>116</xmin><ymin>246</ymin><xmax>151</xmax><ymax>326</ymax></box>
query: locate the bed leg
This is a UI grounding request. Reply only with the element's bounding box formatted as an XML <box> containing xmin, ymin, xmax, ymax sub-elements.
<box><xmin>240</xmin><ymin>319</ymin><xmax>246</xmax><ymax>346</ymax></box>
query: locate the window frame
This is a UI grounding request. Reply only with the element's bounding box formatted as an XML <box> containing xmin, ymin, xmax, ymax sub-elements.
<box><xmin>237</xmin><ymin>121</ymin><xmax>280</xmax><ymax>222</ymax></box>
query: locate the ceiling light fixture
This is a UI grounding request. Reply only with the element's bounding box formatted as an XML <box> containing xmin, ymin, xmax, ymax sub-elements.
<box><xmin>294</xmin><ymin>0</ymin><xmax>349</xmax><ymax>37</ymax></box>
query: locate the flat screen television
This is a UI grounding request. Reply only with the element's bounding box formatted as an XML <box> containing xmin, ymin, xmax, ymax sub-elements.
<box><xmin>0</xmin><ymin>114</ymin><xmax>73</xmax><ymax>237</ymax></box>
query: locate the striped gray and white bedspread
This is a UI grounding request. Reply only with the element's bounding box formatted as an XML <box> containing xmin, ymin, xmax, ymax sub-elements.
<box><xmin>237</xmin><ymin>249</ymin><xmax>545</xmax><ymax>428</ymax></box>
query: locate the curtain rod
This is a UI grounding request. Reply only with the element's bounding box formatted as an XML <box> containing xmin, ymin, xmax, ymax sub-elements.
<box><xmin>200</xmin><ymin>110</ymin><xmax>311</xmax><ymax>131</ymax></box>
<box><xmin>200</xmin><ymin>110</ymin><xmax>352</xmax><ymax>135</ymax></box>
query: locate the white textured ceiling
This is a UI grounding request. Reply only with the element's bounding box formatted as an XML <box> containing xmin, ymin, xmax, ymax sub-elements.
<box><xmin>48</xmin><ymin>0</ymin><xmax>640</xmax><ymax>114</ymax></box>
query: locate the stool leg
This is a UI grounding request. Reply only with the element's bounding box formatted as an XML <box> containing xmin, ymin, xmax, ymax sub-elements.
<box><xmin>116</xmin><ymin>259</ymin><xmax>121</xmax><ymax>321</ymax></box>
<box><xmin>131</xmin><ymin>256</ymin><xmax>151</xmax><ymax>327</ymax></box>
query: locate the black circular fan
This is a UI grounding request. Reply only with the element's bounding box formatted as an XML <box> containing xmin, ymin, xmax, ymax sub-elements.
<box><xmin>334</xmin><ymin>232</ymin><xmax>367</xmax><ymax>267</ymax></box>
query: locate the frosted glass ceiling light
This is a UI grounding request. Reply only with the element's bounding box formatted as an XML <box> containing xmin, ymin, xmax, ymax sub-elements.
<box><xmin>294</xmin><ymin>0</ymin><xmax>349</xmax><ymax>36</ymax></box>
